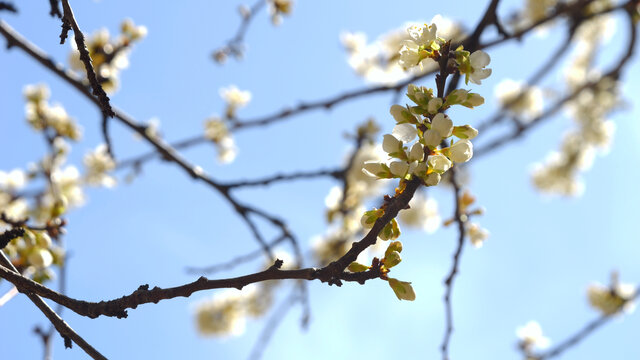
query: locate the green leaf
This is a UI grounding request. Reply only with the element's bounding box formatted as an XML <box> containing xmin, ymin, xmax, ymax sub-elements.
<box><xmin>384</xmin><ymin>241</ymin><xmax>403</xmax><ymax>259</ymax></box>
<box><xmin>348</xmin><ymin>262</ymin><xmax>370</xmax><ymax>273</ymax></box>
<box><xmin>388</xmin><ymin>278</ymin><xmax>416</xmax><ymax>301</ymax></box>
<box><xmin>383</xmin><ymin>251</ymin><xmax>402</xmax><ymax>268</ymax></box>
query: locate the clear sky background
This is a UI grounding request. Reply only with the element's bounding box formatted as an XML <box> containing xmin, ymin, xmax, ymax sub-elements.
<box><xmin>1</xmin><ymin>1</ymin><xmax>639</xmax><ymax>359</ymax></box>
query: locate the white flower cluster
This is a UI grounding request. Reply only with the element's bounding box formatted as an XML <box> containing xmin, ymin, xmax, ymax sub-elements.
<box><xmin>204</xmin><ymin>118</ymin><xmax>237</xmax><ymax>164</ymax></box>
<box><xmin>83</xmin><ymin>144</ymin><xmax>117</xmax><ymax>188</ymax></box>
<box><xmin>362</xmin><ymin>84</ymin><xmax>482</xmax><ymax>188</ymax></box>
<box><xmin>341</xmin><ymin>16</ymin><xmax>466</xmax><ymax>85</ymax></box>
<box><xmin>201</xmin><ymin>85</ymin><xmax>252</xmax><ymax>164</ymax></box>
<box><xmin>516</xmin><ymin>320</ymin><xmax>551</xmax><ymax>355</ymax></box>
<box><xmin>587</xmin><ymin>273</ymin><xmax>636</xmax><ymax>316</ymax></box>
<box><xmin>68</xmin><ymin>19</ymin><xmax>147</xmax><ymax>93</ymax></box>
<box><xmin>24</xmin><ymin>84</ymin><xmax>82</xmax><ymax>141</ymax></box>
<box><xmin>220</xmin><ymin>85</ymin><xmax>252</xmax><ymax>118</ymax></box>
<box><xmin>532</xmin><ymin>11</ymin><xmax>618</xmax><ymax>196</ymax></box>
<box><xmin>494</xmin><ymin>79</ymin><xmax>543</xmax><ymax>120</ymax></box>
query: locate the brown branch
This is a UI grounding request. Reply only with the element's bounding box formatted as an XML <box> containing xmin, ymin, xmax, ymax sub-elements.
<box><xmin>59</xmin><ymin>0</ymin><xmax>114</xmax><ymax>118</ymax></box>
<box><xmin>101</xmin><ymin>113</ymin><xmax>114</xmax><ymax>159</ymax></box>
<box><xmin>0</xmin><ymin>258</ymin><xmax>382</xmax><ymax>319</ymax></box>
<box><xmin>0</xmin><ymin>252</ymin><xmax>107</xmax><ymax>360</ymax></box>
<box><xmin>48</xmin><ymin>0</ymin><xmax>61</xmax><ymax>18</ymax></box>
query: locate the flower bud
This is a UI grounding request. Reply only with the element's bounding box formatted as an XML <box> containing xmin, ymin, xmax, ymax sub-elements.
<box><xmin>452</xmin><ymin>125</ymin><xmax>478</xmax><ymax>139</ymax></box>
<box><xmin>28</xmin><ymin>248</ymin><xmax>54</xmax><ymax>268</ymax></box>
<box><xmin>382</xmin><ymin>134</ymin><xmax>403</xmax><ymax>154</ymax></box>
<box><xmin>449</xmin><ymin>139</ymin><xmax>474</xmax><ymax>163</ymax></box>
<box><xmin>423</xmin><ymin>129</ymin><xmax>442</xmax><ymax>148</ymax></box>
<box><xmin>427</xmin><ymin>155</ymin><xmax>452</xmax><ymax>173</ymax></box>
<box><xmin>389</xmin><ymin>161</ymin><xmax>409</xmax><ymax>177</ymax></box>
<box><xmin>431</xmin><ymin>113</ymin><xmax>453</xmax><ymax>138</ymax></box>
<box><xmin>409</xmin><ymin>142</ymin><xmax>424</xmax><ymax>162</ymax></box>
<box><xmin>425</xmin><ymin>172</ymin><xmax>441</xmax><ymax>186</ymax></box>
<box><xmin>390</xmin><ymin>105</ymin><xmax>417</xmax><ymax>124</ymax></box>
<box><xmin>427</xmin><ymin>97</ymin><xmax>443</xmax><ymax>114</ymax></box>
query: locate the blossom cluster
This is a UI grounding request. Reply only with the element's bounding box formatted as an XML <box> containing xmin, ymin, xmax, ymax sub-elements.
<box><xmin>202</xmin><ymin>85</ymin><xmax>251</xmax><ymax>164</ymax></box>
<box><xmin>361</xmin><ymin>83</ymin><xmax>483</xmax><ymax>189</ymax></box>
<box><xmin>68</xmin><ymin>19</ymin><xmax>147</xmax><ymax>93</ymax></box>
<box><xmin>1</xmin><ymin>86</ymin><xmax>119</xmax><ymax>283</ymax></box>
<box><xmin>531</xmin><ymin>8</ymin><xmax>617</xmax><ymax>196</ymax></box>
<box><xmin>516</xmin><ymin>320</ymin><xmax>551</xmax><ymax>356</ymax></box>
<box><xmin>494</xmin><ymin>79</ymin><xmax>544</xmax><ymax>120</ymax></box>
<box><xmin>587</xmin><ymin>273</ymin><xmax>636</xmax><ymax>315</ymax></box>
<box><xmin>267</xmin><ymin>0</ymin><xmax>293</xmax><ymax>26</ymax></box>
<box><xmin>352</xmin><ymin>23</ymin><xmax>491</xmax><ymax>301</ymax></box>
<box><xmin>24</xmin><ymin>84</ymin><xmax>82</xmax><ymax>141</ymax></box>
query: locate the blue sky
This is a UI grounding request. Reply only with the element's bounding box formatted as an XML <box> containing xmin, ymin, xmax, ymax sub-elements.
<box><xmin>1</xmin><ymin>1</ymin><xmax>638</xmax><ymax>359</ymax></box>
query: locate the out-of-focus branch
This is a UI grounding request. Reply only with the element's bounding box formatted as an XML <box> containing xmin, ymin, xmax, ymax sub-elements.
<box><xmin>212</xmin><ymin>0</ymin><xmax>267</xmax><ymax>63</ymax></box>
<box><xmin>48</xmin><ymin>0</ymin><xmax>61</xmax><ymax>18</ymax></box>
<box><xmin>440</xmin><ymin>167</ymin><xmax>467</xmax><ymax>360</ymax></box>
<box><xmin>536</xmin><ymin>287</ymin><xmax>639</xmax><ymax>360</ymax></box>
<box><xmin>222</xmin><ymin>168</ymin><xmax>342</xmax><ymax>189</ymax></box>
<box><xmin>0</xmin><ymin>252</ymin><xmax>106</xmax><ymax>360</ymax></box>
<box><xmin>248</xmin><ymin>287</ymin><xmax>302</xmax><ymax>360</ymax></box>
<box><xmin>186</xmin><ymin>235</ymin><xmax>288</xmax><ymax>275</ymax></box>
<box><xmin>476</xmin><ymin>6</ymin><xmax>638</xmax><ymax>158</ymax></box>
<box><xmin>59</xmin><ymin>0</ymin><xmax>114</xmax><ymax>117</ymax></box>
<box><xmin>0</xmin><ymin>1</ymin><xmax>17</xmax><ymax>13</ymax></box>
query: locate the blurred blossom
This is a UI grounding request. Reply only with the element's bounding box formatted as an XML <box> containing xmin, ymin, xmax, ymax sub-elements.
<box><xmin>398</xmin><ymin>193</ymin><xmax>440</xmax><ymax>233</ymax></box>
<box><xmin>268</xmin><ymin>0</ymin><xmax>293</xmax><ymax>26</ymax></box>
<box><xmin>341</xmin><ymin>15</ymin><xmax>465</xmax><ymax>85</ymax></box>
<box><xmin>516</xmin><ymin>320</ymin><xmax>551</xmax><ymax>352</ymax></box>
<box><xmin>587</xmin><ymin>273</ymin><xmax>636</xmax><ymax>315</ymax></box>
<box><xmin>494</xmin><ymin>79</ymin><xmax>543</xmax><ymax>119</ymax></box>
<box><xmin>83</xmin><ymin>144</ymin><xmax>116</xmax><ymax>188</ymax></box>
<box><xmin>0</xmin><ymin>169</ymin><xmax>27</xmax><ymax>192</ymax></box>
<box><xmin>195</xmin><ymin>290</ymin><xmax>246</xmax><ymax>337</ymax></box>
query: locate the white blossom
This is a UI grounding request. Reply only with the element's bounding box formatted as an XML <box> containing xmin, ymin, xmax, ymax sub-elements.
<box><xmin>449</xmin><ymin>139</ymin><xmax>474</xmax><ymax>163</ymax></box>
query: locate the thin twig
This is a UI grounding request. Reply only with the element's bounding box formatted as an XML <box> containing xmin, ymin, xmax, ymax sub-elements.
<box><xmin>213</xmin><ymin>0</ymin><xmax>267</xmax><ymax>62</ymax></box>
<box><xmin>48</xmin><ymin>0</ymin><xmax>62</xmax><ymax>18</ymax></box>
<box><xmin>248</xmin><ymin>288</ymin><xmax>301</xmax><ymax>360</ymax></box>
<box><xmin>440</xmin><ymin>167</ymin><xmax>467</xmax><ymax>360</ymax></box>
<box><xmin>60</xmin><ymin>0</ymin><xmax>114</xmax><ymax>117</ymax></box>
<box><xmin>537</xmin><ymin>287</ymin><xmax>639</xmax><ymax>360</ymax></box>
<box><xmin>222</xmin><ymin>168</ymin><xmax>342</xmax><ymax>189</ymax></box>
<box><xmin>186</xmin><ymin>235</ymin><xmax>288</xmax><ymax>275</ymax></box>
